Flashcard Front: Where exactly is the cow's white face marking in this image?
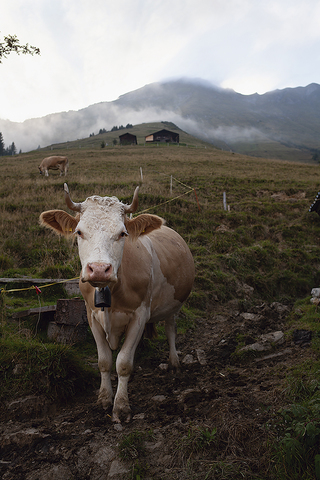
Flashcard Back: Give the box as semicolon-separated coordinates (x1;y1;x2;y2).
76;196;128;286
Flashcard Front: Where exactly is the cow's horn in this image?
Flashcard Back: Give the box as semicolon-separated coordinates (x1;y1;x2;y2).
124;186;139;214
64;183;82;212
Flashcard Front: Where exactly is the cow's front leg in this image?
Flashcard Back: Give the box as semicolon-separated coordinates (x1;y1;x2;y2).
112;314;147;423
90;312;113;410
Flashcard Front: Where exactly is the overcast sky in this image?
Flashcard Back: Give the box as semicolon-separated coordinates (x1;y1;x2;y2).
1;0;320;123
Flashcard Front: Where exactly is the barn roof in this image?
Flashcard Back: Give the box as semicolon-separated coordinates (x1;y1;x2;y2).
149;129;177;136
119;132;137;139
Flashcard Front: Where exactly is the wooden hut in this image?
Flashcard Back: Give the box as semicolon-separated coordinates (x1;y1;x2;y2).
145;129;179;143
119;132;137;145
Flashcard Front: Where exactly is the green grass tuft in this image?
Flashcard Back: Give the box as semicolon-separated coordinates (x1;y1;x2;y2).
0;325;98;403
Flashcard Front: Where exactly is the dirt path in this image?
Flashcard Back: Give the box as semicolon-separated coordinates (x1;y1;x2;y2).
0;301;312;479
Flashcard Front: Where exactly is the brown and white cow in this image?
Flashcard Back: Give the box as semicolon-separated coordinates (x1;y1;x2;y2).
40;184;195;423
38;156;69;176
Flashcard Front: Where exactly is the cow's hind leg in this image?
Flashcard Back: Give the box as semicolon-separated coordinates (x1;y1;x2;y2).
90;313;113;410
165;314;179;368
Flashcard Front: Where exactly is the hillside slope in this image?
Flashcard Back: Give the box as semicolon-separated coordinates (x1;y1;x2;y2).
1;79;320;161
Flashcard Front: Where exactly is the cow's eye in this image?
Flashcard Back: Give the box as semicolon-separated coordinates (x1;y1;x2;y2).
119;231;128;239
76;230;82;237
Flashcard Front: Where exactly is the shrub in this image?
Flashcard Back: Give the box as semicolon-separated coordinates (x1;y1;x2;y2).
0;327;98;402
274;401;320;479
39;264;75;279
118;429;153;460
0;254;14;270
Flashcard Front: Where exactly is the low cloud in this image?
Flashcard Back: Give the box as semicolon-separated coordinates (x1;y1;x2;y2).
0;102;267;153
198;125;267;143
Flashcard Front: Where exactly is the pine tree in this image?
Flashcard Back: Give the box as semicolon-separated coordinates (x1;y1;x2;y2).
9;142;17;155
0;132;4;156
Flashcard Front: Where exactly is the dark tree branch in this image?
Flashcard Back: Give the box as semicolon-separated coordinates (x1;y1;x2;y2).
0;34;40;63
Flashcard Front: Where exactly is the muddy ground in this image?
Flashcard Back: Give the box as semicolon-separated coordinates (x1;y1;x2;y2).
0;300;313;480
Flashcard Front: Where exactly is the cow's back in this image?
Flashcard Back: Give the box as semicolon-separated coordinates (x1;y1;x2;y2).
147;225;194;301
41;156;67;167
121;225;194;321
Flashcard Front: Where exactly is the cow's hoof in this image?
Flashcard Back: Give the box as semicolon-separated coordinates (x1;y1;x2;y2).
111;412;121;424
169;362;180;373
112;406;131;424
97;395;113;410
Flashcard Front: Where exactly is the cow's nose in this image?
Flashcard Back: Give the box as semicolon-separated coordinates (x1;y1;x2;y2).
86;263;113;282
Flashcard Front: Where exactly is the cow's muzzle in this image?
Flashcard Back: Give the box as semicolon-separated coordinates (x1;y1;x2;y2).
83;262;114;286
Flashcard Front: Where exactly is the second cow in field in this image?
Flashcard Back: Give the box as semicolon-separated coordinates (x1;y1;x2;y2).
40;184;195;423
38;156;69;176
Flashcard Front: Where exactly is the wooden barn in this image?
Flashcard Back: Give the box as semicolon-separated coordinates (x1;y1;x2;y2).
119;132;137;145
145;129;179;143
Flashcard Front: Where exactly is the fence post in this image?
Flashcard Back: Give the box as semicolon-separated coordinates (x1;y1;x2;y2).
140;167;143;181
223;192;227;211
170;175;173;195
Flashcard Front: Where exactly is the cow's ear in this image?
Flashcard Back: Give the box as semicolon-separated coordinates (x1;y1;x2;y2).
125;214;164;239
40;210;79;236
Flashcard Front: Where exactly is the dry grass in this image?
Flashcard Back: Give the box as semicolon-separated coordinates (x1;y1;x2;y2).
8;145;320;201
1;143;320;302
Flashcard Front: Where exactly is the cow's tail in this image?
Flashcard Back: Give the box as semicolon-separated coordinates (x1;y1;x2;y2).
144;322;158;339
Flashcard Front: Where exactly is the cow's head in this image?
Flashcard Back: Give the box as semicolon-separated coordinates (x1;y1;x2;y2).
40;184;163;288
38;166;43;174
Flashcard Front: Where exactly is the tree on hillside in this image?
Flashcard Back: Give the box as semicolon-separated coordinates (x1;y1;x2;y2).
7;142;17;155
0;33;40;63
0;135;18;156
0;132;4;156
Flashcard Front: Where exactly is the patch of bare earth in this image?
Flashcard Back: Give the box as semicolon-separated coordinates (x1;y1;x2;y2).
0;301;314;479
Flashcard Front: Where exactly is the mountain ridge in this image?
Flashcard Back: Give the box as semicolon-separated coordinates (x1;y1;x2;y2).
1;78;320;161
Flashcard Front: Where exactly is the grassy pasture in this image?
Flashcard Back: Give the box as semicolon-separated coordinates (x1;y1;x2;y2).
230;138;314;163
1;143;320;307
2;142;320;478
